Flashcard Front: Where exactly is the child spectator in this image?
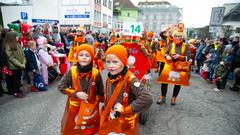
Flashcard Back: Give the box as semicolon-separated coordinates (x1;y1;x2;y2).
213;62;232;92
25;41;40;92
48;44;66;74
37;36;53;86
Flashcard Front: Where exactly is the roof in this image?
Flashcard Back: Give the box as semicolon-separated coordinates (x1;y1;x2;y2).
114;0;137;9
223;3;240;22
138;1;171;6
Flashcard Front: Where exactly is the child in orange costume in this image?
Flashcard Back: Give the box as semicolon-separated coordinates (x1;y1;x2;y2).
58;44;104;135
93;42;104;71
157;30;190;105
68;26;87;64
99;45;153;135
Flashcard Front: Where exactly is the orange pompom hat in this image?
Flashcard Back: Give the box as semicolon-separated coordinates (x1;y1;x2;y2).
76;44;94;60
94;42;100;48
147;31;154;38
105;45;128;66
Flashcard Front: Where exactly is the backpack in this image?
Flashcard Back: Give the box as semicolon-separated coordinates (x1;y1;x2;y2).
34;73;48;91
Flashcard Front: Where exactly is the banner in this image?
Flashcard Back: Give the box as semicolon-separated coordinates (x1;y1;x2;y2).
122;43;151;80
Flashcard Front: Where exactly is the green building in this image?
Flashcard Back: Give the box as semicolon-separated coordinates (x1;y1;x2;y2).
113;0;138;31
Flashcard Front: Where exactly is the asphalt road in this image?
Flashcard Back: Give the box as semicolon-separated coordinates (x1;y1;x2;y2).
0;71;240;135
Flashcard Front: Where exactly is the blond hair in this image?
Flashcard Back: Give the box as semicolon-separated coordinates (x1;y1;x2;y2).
28;40;36;48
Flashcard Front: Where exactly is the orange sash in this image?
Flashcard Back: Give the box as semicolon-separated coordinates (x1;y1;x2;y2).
99;72;140;135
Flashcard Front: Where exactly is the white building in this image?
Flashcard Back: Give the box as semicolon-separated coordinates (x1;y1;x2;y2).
138;1;182;34
222;3;240;35
0;0;113;33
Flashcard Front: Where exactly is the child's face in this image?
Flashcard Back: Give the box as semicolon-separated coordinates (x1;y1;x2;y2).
105;54;124;75
30;45;36;50
78;50;92;66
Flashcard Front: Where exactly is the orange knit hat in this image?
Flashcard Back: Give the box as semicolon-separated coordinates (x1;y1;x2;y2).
105;45;128;66
94;42;100;48
147;31;154;38
76;44;94;60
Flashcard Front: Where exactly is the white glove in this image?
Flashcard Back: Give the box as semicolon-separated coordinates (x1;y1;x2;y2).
109;103;124;120
99;102;104;114
189;59;193;63
76;91;88;101
114;103;123;113
166;55;172;61
173;54;180;60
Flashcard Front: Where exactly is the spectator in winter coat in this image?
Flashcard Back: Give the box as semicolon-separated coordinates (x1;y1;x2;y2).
216;38;227;63
85;30;95;46
37;36;53;85
25;41;40;92
230;36;240;92
213;62;232;91
0;26;8;96
5;31;26;98
195;40;206;73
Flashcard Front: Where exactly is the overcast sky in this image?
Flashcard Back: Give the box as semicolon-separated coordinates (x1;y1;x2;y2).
130;0;239;28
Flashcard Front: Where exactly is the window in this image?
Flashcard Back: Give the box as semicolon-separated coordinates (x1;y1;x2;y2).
103;0;107;7
236;27;240;33
103;14;107;27
108;16;112;24
127;12;130;17
95;0;101;5
152;23;157;30
145;15;149;20
153;14;157;19
94;10;101;22
108;0;112;9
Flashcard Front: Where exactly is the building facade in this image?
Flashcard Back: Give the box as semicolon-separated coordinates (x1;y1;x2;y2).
113;0;138;32
222;3;240;36
1;0;113;33
138;1;182;34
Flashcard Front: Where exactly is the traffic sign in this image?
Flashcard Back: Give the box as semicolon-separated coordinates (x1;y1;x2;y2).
20;12;28;20
123;22;143;37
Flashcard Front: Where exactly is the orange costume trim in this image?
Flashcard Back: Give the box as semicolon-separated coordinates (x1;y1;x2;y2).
109;37;117;47
93;42;104;71
68;36;86;64
99;71;140;135
149;39;158;69
157;43;190;86
61;66;100;135
156;35;173;63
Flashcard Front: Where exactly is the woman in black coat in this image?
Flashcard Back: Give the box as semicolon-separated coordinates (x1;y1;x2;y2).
0;27;8;96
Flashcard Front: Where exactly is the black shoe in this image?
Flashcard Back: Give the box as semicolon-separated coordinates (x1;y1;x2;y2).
230;86;239;92
13;92;26;98
7;92;14;95
156;96;166;105
0;93;3;97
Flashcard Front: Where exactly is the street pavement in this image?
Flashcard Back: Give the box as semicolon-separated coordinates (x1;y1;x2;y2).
0;71;240;135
